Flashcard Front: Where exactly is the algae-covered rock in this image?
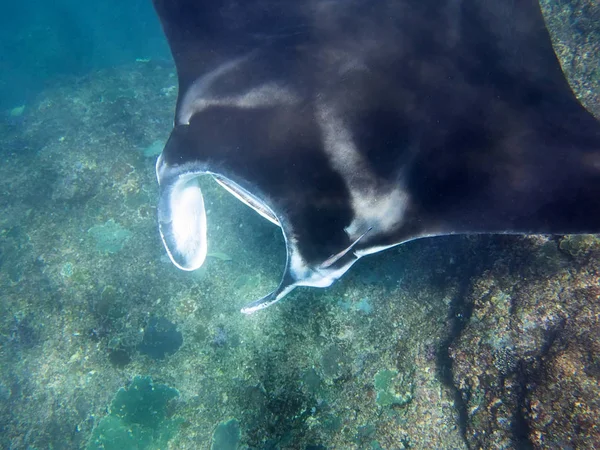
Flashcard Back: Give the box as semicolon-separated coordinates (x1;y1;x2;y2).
559;234;600;258
52;167;98;202
321;344;351;379
86;376;182;450
539;0;600;118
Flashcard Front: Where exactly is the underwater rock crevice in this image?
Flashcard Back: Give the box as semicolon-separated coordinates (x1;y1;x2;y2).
511;360;534;450
435;273;477;448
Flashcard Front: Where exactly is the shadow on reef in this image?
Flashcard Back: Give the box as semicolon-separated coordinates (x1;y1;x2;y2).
449;234;600;448
435;252;478;445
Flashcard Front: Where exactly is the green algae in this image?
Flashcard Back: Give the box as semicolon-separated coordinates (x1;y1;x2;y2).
9;105;25;117
232;274;255;290
211;418;241;450
374;369;413;408
86;376;182;450
88;219;132;254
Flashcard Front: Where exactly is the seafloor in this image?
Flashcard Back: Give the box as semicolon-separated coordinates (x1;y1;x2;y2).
0;2;599;449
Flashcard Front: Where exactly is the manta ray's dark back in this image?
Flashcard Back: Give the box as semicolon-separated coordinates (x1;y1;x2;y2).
151;0;600;312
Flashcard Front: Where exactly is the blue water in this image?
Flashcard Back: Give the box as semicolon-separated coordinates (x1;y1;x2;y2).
0;0;169;110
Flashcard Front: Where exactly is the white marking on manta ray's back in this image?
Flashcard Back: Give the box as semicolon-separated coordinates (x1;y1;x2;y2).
178;55;299;125
355;231;450;258
178;55;248;125
288;237;312;283
316;102;409;241
288;236;357;288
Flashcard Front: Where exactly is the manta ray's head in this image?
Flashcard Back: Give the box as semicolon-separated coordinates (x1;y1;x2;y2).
153;47;416;313
155;96;375;313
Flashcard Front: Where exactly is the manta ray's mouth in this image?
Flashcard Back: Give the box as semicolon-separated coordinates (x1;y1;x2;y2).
158;169;281;274
158;168;373;314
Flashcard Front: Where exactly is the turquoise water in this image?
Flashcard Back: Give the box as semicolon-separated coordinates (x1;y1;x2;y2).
0;0;168;111
0;1;599;449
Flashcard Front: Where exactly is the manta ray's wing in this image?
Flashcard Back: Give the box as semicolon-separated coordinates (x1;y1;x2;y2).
152;0;600;313
397;2;600;240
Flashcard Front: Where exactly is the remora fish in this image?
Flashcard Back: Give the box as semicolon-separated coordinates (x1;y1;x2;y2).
151;0;600;313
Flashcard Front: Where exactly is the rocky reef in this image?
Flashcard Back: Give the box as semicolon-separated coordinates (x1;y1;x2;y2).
450;236;600;448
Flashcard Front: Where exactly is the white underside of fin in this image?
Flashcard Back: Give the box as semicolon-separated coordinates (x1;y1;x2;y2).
159;174;208;271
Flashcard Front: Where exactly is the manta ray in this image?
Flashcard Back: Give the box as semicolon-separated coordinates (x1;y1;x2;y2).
151;0;600;313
